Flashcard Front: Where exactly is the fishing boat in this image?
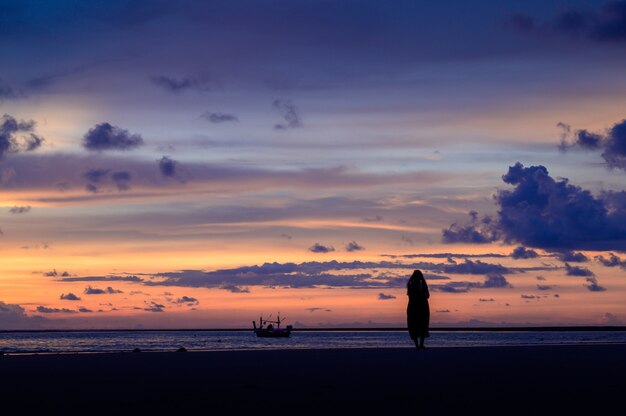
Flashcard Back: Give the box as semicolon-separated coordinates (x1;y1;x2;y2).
253;313;293;338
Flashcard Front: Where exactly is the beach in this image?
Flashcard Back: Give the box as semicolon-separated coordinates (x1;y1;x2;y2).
1;344;624;414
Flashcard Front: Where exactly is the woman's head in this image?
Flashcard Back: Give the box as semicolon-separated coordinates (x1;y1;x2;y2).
410;269;424;281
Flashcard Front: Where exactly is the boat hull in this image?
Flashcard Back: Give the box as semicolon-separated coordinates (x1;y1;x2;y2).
255;330;291;338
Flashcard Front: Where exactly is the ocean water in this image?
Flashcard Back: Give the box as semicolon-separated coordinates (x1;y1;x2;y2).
1;330;625;354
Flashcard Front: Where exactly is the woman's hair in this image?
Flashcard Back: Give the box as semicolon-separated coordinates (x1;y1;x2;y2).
411;270;424;280
407;269;424;288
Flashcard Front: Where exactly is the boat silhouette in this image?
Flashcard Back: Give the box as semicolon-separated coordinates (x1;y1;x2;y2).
253;313;292;338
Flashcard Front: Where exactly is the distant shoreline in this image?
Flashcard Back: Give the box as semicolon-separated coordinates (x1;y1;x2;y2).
2;325;626;333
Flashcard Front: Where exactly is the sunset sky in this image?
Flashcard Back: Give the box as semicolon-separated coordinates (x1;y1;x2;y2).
1;0;626;329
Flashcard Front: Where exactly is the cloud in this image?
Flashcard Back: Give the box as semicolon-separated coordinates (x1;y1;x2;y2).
559;129;603;151
142;301;165;312
514;2;626;43
60;275;143;282
174;296;199;305
0;300;47;329
345;241;365;252
220;284;250;293
201;112;239;123
560;118;626;171
305;307;332;313
595;253;626;268
112;171;131;191
0;152;457;199
601;312;622;325
80;260;535;292
8;205;31;214
362;215;384;222
445;163;626;251
585;277;607;292
383;253;508;259
60;293;81;301
309;243;335;253
83;168;109;183
497;163;626;250
83;122;144;151
83;168;110;193
158;156;177;177
441;259;511;275
151;75;214;93
430;282;473;293
0;80;22;100
442;211;498;244
0;114;44;159
536;284;553;291
431;274;512;293
521;294;540;300
377;293;396;300
552;250;589;263
146;261;394;289
273;99;302;130
84;286;124;295
36;306;76;314
479;298;495;302
510;246;539;260
481;274;512;288
565;263;594;277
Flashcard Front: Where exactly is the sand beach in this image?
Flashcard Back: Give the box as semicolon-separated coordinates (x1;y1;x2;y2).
1;344;624;414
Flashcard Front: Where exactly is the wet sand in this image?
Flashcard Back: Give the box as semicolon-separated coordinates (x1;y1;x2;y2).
1;344;624;414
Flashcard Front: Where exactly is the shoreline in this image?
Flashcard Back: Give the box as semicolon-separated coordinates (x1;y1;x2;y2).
3;340;626;356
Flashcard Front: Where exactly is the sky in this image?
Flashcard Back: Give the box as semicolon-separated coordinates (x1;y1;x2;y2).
1;0;626;329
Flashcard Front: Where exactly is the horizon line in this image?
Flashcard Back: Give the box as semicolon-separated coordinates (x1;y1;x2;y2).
2;325;626;333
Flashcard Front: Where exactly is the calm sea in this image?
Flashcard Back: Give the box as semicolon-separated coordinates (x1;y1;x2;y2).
1;330;625;354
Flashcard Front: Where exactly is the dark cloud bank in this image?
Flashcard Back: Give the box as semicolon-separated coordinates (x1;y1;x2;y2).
0;301;47;329
60;258;549;293
443;162;626;252
513;1;626;43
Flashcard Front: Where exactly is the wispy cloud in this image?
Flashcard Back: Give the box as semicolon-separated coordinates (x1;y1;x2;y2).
273;99;302;130
377;293;396;300
151;75;215;93
200;112;239;123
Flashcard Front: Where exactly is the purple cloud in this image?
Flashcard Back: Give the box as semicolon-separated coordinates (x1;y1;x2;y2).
83;122;144;151
377;293;396;300
345;241;365;252
0;114;44;159
309;243;335;253
60;293;81;301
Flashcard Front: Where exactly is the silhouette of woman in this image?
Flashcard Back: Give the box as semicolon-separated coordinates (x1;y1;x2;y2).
407;269;430;349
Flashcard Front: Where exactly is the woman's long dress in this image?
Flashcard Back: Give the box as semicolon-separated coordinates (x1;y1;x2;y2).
407;279;430;340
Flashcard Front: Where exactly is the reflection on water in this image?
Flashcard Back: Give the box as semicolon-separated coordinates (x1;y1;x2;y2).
0;330;625;354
